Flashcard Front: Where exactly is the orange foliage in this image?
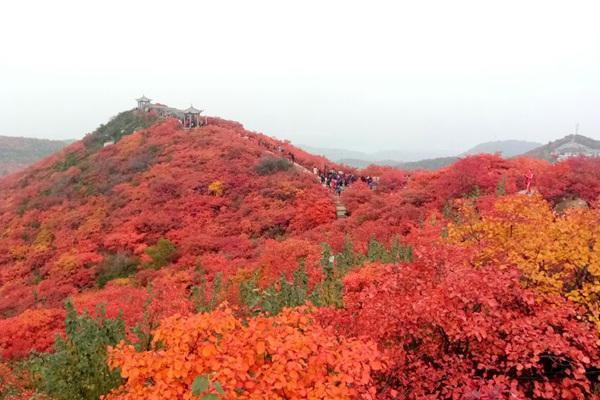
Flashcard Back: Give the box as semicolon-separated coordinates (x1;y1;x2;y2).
106;306;382;400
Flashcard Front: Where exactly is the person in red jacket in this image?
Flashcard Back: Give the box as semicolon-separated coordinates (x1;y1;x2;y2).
525;170;534;194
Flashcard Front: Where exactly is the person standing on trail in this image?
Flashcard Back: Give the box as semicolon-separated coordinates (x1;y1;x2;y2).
525;170;534;194
289;152;295;164
335;181;343;196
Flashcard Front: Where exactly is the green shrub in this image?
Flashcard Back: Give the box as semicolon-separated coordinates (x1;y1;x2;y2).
29;301;126;400
240;262;309;316
191;269;223;313
255;156;292;176
96;253;139;288
367;236;413;263
16;198;31;217
144;238;177;269
53;152;79;172
240;239;412;315
496;176;507;196
335;236;366;274
310;245;343;308
83;110;159;151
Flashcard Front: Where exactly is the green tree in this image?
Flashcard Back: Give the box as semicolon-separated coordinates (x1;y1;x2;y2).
30;301;126;400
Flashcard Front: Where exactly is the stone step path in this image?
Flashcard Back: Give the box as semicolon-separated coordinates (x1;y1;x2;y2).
291;159;348;219
335;197;347;219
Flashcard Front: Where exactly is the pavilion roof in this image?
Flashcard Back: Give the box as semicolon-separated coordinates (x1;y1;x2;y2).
136;95;151;102
183;105;203;114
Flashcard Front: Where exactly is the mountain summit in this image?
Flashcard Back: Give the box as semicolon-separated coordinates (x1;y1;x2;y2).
0;112;335;318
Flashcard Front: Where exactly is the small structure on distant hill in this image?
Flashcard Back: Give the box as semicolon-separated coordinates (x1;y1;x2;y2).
135;96;205;128
551;135;600;161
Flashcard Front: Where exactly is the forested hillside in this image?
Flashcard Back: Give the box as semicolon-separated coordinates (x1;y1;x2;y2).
1;113;600;399
0;136;70;176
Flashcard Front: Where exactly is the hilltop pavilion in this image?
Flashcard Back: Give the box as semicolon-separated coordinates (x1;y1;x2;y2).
135;96;205;128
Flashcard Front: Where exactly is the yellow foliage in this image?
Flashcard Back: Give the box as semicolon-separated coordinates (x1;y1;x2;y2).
9;244;28;260
32;226;54;252
53;250;80;274
208;180;224;197
448;194;600;327
110;277;132;286
78;202;107;236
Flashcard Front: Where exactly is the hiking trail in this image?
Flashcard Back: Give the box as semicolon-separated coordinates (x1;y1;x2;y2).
291;161;348;219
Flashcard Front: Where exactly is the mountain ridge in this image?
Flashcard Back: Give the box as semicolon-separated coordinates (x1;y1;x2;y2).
0;135;71;176
302;139;543;169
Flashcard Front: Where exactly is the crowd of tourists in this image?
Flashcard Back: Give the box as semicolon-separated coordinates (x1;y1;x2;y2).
313;167;378;195
254;136;378;195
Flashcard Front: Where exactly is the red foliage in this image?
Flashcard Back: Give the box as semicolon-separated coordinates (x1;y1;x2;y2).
537;157;600;203
434;154;511;202
326;247;600;399
2;113;600;400
73;285;149;328
247;238;323;288
0;308;65;359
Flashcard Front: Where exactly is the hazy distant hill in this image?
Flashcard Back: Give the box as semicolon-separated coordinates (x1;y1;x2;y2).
337;158;399;168
394;156;459;171
302;140;543;169
308;140;542;170
462;140;542;157
299;145;450;166
0;135;70;176
524;134;600;162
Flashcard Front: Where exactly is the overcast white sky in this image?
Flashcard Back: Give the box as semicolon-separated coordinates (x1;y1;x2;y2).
1;0;599;154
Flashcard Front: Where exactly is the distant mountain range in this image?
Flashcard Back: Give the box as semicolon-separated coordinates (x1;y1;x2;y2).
2;131;598;177
303;140;543;170
0;135;71;176
304;136;600;171
298;145;451;166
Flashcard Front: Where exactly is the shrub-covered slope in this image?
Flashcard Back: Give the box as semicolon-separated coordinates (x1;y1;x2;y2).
0;115;338;320
1;113;600;400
